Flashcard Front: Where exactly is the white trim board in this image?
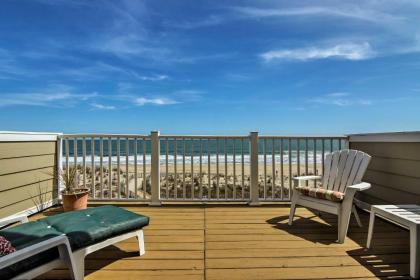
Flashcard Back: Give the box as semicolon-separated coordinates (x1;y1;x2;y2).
348;131;420;143
0;131;62;142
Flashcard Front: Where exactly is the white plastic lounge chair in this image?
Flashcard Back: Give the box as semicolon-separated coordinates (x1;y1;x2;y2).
0;206;149;279
288;149;371;243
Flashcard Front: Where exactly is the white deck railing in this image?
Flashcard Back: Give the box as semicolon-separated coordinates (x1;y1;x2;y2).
60;132;347;204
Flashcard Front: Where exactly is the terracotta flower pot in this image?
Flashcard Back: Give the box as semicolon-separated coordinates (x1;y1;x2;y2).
61;188;89;211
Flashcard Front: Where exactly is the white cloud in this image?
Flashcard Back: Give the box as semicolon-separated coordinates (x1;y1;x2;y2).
59;62;168;82
232;5;402;23
168;3;403;30
166;15;225;29
0;85;97;107
115;87;202;106
88;3;231;64
134;97;179;106
327;92;350;98
173;90;203;102
0;48;31;79
310;92;372;107
138;74;169;81
84;1;174;62
261;43;374;62
98;34;170;59
59;62;124;80
91;103;116;110
34;0;90;6
225;73;252;82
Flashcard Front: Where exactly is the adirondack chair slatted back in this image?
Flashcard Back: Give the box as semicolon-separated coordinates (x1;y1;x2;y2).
322;149;371;193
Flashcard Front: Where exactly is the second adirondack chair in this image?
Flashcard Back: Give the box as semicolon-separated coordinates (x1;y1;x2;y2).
288;149;371;243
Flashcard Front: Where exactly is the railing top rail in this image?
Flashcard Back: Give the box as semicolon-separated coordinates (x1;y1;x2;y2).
61;133;348;140
160;135;249;139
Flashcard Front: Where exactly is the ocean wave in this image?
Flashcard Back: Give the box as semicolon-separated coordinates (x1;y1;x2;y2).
64;151;323;166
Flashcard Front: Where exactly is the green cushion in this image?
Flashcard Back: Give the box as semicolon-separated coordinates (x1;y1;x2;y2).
0;205;149;278
42;205;149;250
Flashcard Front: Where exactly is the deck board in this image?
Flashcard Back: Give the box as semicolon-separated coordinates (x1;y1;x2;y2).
34;205;410;279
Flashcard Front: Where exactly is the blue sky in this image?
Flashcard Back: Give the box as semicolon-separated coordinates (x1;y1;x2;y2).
1;0;420;135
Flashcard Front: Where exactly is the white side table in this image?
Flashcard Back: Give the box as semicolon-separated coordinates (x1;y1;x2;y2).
367;204;420;279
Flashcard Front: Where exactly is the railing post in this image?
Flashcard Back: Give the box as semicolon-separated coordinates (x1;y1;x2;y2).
150;131;162;206
249;131;260;206
56;135;63;203
344;136;350;149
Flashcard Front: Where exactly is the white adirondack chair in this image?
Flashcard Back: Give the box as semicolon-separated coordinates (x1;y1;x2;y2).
288;149;372;243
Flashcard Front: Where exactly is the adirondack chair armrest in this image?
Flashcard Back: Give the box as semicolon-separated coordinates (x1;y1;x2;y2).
293;176;322;188
347;182;371;192
344;182;371;201
293;175;322;181
0;214;29;228
0;235;72;270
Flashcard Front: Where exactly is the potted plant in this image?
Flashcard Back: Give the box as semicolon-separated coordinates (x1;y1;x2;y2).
58;167;89;211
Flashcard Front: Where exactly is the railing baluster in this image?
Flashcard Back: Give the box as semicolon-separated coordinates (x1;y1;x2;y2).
233;138;236;200
216;138;220;200
224;137;228;199
272;138;275;200
241;138;244;199
330;138;333;153
165;138;169;199
280;138;284;200
207;138;211;199
134;138;138;199
73;137;77;177
82;137;86;189
297;138;300;176
142;138;146;199
91;137;95;198
182;138;186;199
321;139;325;175
304;138;308;186
125;137;129;198
108;137;112;199
174;138;177;199
263;138;267;199
288;138;292;198
116;137;120;198
191;139;194;199
199;139;203;199
73;137;80;187
313;138;317;188
65;138;69;178
99;137;103;199
305;138;308;177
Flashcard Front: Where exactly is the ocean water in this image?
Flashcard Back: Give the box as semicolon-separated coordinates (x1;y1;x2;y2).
63;138;344;165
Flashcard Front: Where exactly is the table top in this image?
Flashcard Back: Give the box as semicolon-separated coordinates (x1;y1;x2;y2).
372;204;420;226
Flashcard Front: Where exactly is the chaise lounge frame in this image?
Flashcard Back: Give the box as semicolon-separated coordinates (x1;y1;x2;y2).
0;213;145;280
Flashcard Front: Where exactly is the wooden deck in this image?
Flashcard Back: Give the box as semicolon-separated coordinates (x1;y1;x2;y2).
35;205;411;280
